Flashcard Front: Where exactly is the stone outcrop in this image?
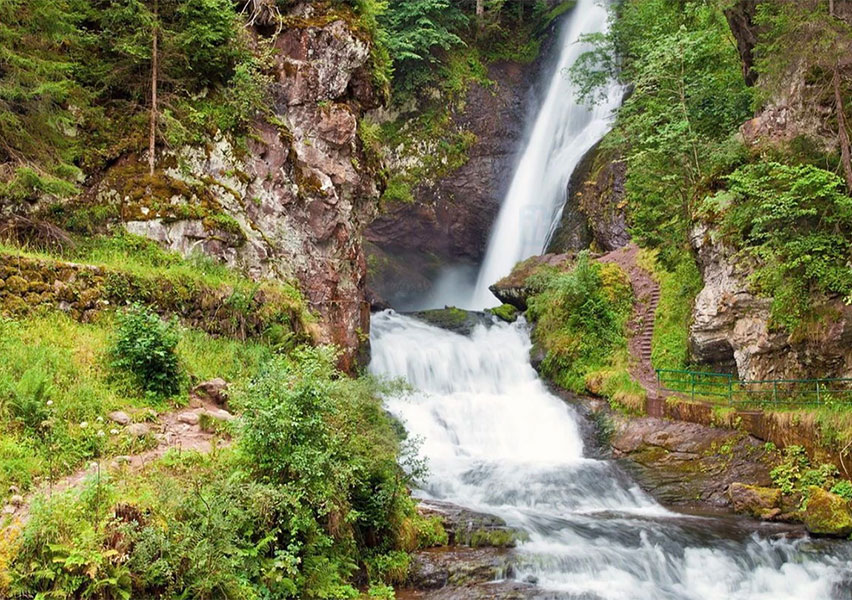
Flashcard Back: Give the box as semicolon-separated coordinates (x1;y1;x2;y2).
610;417;774;509
89;3;382;370
547;140;630;254
801;486;852;537
688;222;852;380
489;253;573;310
728;483;782;519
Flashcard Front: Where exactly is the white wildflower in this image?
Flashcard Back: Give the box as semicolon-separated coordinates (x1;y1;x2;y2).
80;421;88;428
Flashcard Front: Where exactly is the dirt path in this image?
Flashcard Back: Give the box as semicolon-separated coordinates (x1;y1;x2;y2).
597;243;661;396
1;399;233;528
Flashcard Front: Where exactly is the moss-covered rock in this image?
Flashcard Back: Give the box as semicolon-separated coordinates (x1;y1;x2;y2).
728;483;782;519
409;307;490;335
802;486;852;536
488;303;518;323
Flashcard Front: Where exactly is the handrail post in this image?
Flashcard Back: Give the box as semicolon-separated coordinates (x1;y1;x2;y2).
691;372;695;401
773;380;777;404
728;375;732;404
816;380;821;404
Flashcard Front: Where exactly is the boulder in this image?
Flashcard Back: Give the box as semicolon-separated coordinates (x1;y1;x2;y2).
177;412;200;426
125;423;150;438
801;486;852;537
728;483;782;519
108;411;131;426
191;378;229;406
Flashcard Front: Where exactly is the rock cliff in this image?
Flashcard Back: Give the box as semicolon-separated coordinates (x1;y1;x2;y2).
90;3;382;370
689;222;852;380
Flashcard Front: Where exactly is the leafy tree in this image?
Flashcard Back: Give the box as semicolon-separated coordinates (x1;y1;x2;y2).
572;0;753;266
753;0;852;192
715;161;852;329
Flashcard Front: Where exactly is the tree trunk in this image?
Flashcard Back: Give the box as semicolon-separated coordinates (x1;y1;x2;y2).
833;67;852;192
830;0;835;17
148;6;158;176
476;0;484;33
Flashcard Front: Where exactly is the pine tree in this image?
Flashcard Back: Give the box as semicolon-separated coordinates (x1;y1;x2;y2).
0;0;84;202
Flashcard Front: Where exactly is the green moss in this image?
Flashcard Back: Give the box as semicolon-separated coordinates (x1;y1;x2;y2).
489;303;518;323
802;486;852;536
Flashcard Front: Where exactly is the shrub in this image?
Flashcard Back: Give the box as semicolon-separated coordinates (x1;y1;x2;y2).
110;304;181;396
830;479;852;501
526;252;633;392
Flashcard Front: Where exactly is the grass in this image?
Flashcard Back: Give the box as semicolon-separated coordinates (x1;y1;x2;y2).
0;232;298;298
0;311;273;501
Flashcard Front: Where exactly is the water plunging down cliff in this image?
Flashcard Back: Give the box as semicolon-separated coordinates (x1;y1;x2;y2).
368;1;852;597
470;0;622;308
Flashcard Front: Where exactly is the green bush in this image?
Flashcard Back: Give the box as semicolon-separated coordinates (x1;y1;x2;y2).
526;252;633;392
830;479;852;501
715;162;852;331
111;304;181;396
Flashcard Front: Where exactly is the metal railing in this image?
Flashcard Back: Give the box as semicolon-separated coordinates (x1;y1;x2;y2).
655;368;852;406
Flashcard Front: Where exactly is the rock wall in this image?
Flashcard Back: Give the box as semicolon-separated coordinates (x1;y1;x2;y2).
89;3;381;370
365;54;554;305
547;139;629;254
688;222;852;381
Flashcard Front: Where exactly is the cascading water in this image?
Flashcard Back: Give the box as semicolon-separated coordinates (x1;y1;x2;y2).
369;2;852;598
370;312;852;598
470;0;622;308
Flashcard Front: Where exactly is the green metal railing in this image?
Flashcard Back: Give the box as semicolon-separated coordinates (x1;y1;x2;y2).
655;368;852;406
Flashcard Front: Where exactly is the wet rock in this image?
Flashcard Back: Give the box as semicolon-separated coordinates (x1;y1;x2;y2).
192;378;229;406
405;546;513;590
611;417;773;509
108;411;131;426
489;254;573;310
419;500;526;548
408;308;492;336
728;483;782;519
488;304;518;323
801;487;852;537
548;140;629;255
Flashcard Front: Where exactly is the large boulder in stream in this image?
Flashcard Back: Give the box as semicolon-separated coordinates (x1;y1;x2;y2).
408;308;492;336
801;487;852;537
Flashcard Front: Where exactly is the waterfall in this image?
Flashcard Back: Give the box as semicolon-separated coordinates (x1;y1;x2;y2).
370;312;852;598
368;2;852;597
471;0;621;308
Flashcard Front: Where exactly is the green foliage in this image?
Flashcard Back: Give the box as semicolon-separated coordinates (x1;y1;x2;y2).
713;162;852;330
769;444;846;501
526;252;633;392
571;0;753;266
637;250;703;370
6;343;422;599
111;304;181;396
830;479;852;501
0;0;84;201
379;0;469;94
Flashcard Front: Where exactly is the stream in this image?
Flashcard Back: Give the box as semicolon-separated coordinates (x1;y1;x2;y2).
368;1;852;598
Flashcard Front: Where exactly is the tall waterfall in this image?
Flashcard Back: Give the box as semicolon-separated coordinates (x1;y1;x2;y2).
471;0;621;308
369;2;852;598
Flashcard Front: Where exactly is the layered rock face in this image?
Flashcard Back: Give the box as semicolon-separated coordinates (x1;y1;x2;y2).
547;140;629;254
365;59;547;304
688;222;852;380
97;4;381;370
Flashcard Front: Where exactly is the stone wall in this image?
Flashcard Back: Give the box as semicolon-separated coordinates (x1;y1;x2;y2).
0;252;313;343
